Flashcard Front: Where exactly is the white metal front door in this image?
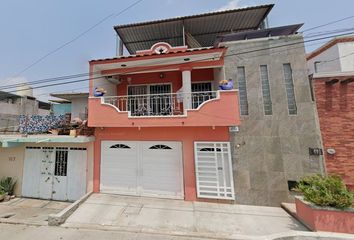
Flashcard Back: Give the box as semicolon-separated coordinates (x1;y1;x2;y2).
39;147;55;199
52;147;68;201
194;142;235;200
23;146;87;201
100;141;183;199
67;148;87;201
22;147;42;198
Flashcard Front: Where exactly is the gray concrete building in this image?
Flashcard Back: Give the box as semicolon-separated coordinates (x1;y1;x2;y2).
220;31;324;206
0;90;51;133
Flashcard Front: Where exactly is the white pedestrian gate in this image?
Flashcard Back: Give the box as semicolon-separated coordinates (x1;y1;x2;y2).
194;142;235;200
22;146;87;201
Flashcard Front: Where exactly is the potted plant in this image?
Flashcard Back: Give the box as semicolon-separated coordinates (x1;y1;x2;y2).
0;189;6;202
0;177;17;201
295;174;354;234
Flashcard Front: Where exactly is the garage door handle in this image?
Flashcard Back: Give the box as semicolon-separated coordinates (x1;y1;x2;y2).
218;167;223;170
55;177;60;183
45;177;50;182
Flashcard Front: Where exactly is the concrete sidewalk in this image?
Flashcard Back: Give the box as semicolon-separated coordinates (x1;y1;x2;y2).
63;193;308;239
0;198;70;225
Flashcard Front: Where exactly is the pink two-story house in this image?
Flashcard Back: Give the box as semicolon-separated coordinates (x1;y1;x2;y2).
88;42;240;201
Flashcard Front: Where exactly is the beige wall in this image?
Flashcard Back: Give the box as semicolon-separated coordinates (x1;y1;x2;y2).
0;146;25;196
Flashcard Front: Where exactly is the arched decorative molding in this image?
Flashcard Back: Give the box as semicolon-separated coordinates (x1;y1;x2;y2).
110;144;131;149
199;147;221;152
136;42;188;56
149;144;172;150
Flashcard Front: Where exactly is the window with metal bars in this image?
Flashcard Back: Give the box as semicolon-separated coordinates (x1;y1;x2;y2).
127;84;172;116
237;67;249;115
55;149;68;176
282;63;297;115
260;65;273;115
191;82;212;92
191;82;213;108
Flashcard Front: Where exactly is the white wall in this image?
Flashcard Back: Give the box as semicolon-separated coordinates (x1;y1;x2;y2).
71;97;88;119
339;42;354;72
307;44;341;75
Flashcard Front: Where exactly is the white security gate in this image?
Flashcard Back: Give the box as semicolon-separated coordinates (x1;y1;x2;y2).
22;146;87;201
100;141;183;199
194;142;235;200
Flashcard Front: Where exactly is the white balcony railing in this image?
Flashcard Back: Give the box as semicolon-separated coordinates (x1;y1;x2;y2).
103;91;217;116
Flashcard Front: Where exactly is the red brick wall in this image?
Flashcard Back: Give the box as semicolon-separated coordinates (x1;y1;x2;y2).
313;76;354;189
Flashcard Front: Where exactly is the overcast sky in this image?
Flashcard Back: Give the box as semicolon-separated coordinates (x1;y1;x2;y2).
0;0;353;100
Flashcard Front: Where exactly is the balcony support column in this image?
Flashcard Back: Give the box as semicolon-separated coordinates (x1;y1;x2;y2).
182;69;192;112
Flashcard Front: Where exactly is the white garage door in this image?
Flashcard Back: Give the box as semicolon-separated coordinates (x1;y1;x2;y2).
100;141;183;199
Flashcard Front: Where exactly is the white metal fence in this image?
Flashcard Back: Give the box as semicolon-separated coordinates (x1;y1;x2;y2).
103;91;217;116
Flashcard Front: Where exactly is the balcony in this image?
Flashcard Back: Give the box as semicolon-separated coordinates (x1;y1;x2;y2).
103;91;218;116
88;90;240;128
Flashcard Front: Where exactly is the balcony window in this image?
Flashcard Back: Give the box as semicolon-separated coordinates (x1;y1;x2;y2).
191;82;212;108
127;84;172;116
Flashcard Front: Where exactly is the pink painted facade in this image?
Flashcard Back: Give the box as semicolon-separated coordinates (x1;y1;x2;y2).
88;90;239;128
93;127;231;201
88;43;241;201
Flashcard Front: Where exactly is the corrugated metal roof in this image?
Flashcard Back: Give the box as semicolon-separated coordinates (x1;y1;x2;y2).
115;4;273;54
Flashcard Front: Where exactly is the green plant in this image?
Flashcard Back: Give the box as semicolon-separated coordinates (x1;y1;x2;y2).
0;189;5;195
295;174;354;209
0;177;16;196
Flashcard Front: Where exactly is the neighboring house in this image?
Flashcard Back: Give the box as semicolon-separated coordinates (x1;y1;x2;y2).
308;39;354;190
307;36;354;75
88;4;324;206
50;92;89;120
0;92;94;201
50;99;72;116
0;88;51;133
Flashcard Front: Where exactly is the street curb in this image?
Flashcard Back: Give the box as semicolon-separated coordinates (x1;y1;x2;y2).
61;223;354;240
48;191;92;226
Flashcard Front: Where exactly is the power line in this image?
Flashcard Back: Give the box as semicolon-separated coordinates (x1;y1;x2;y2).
2;27;354;91
4;0;144;81
3;31;354;97
304;27;354;38
302;14;354;33
318;51;354;64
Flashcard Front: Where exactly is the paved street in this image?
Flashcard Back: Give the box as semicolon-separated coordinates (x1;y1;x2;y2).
1;223;354;240
0;223;216;240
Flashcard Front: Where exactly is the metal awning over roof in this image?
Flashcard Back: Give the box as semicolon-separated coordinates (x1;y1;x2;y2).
0;135;95;148
215;24;303;44
114;4;274;54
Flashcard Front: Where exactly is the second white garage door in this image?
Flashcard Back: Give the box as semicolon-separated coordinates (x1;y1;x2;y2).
100;141;184;199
